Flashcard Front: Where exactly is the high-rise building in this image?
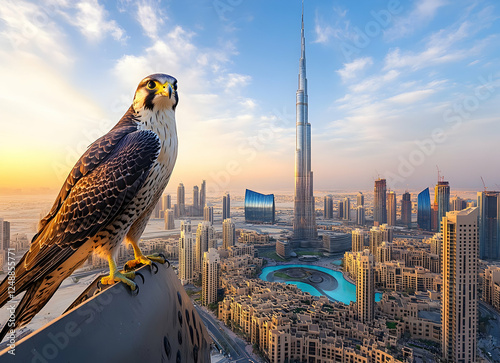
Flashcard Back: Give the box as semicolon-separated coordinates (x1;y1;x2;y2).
450;196;465;211
200;180;206;210
323;196;333;219
435;180;450;232
193;185;199;215
430;233;442;274
369;226;382;257
356;206;365;226
387;191;396;226
356;250;374;323
164;209;175;230
293;7;317;242
179;220;195;285
244;189;275;224
203;206;214;225
195;221;215;276
441;208;478;363
343;197;350;221
177;183;185;217
401;191;412;228
153;199;161;218
337;201;343;220
163;194;171;211
417;188;431;231
357;192;364;207
373;178;387;226
380;224;394;243
222;193;231;221
352;229;365;252
202;248;220;306
0;219;10;260
431;201;439;231
478;191;500;260
222;218;235;250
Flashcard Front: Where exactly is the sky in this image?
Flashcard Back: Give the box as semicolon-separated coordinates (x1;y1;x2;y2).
0;0;499;197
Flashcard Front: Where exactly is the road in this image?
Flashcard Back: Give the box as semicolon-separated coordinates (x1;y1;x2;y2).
194;303;260;363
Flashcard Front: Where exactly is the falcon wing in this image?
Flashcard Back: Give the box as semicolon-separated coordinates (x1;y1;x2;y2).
13;130;160;292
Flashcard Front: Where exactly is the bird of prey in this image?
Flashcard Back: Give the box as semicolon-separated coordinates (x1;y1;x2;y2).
0;73;179;341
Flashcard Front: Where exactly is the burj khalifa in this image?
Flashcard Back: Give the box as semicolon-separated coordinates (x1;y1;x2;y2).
293;3;317;242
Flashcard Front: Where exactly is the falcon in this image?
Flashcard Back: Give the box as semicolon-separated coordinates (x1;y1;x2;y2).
0;73;179;341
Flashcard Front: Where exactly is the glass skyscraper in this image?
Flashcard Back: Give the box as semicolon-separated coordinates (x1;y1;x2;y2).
418;188;431;231
435;181;450;232
478;191;500;260
244;189;275;224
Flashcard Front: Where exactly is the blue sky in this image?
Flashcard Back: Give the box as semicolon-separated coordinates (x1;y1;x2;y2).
0;0;499;196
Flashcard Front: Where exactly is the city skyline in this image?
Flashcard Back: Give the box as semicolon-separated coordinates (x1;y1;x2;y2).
0;1;499;195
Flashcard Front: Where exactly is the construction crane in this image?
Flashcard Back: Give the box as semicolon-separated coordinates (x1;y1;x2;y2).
480;176;488;192
436;165;444;183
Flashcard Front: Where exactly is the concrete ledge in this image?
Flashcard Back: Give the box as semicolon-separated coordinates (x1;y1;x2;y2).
0;263;211;362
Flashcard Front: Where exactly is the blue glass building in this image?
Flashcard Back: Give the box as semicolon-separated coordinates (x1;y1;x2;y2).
478;191;500;260
418;188;431;231
244;189;275;224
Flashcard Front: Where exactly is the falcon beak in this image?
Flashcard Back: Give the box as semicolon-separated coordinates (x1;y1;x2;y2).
157;82;173;99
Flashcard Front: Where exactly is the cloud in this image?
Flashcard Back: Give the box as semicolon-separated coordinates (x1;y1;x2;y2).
0;0;72;65
63;0;126;42
336;57;373;82
386;89;435;104
349;69;399;94
384;0;448;40
136;1;165;39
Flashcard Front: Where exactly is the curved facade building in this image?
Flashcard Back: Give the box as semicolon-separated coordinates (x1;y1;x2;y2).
245;189;275;224
418;188;431;231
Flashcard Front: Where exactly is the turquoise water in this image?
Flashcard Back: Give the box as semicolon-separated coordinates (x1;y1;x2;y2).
259;263;382;305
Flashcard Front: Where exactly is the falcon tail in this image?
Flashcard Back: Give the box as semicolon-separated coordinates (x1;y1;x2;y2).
0;276;64;342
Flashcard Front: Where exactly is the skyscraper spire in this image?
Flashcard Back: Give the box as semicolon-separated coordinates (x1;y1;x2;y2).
293;0;317;243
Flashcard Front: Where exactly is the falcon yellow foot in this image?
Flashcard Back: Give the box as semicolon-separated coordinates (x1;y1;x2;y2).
100;255;144;294
123;253;169;273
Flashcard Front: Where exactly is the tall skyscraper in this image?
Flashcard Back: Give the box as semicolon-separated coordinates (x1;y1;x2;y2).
179;220;195;285
431;201;439;231
323;196;333;219
356;250;374;323
401;191;412;227
195;221;215;276
441;208;478;363
163;194;171;211
451;195;464;211
203;206;214;225
164;209;175;230
356;206;365;226
0;219;10;260
153;199;161;218
177;183;185;217
435;180;450;232
417;187;431;231
337;201;343;220
193;185;199;215
369;226;382;257
352;229;365;252
222;218;235;250
293;5;317;242
222;193;231;221
478;191;500;260
387;191;396;226
343;197;350;221
200;180;206;210
202;248;220;306
357;192;364;207
373;178;387;226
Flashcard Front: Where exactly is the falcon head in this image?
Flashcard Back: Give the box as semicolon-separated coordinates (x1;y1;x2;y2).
133;73;178;112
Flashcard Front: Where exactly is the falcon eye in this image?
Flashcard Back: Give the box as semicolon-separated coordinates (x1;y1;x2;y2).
173;81;177;91
146;80;156;90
